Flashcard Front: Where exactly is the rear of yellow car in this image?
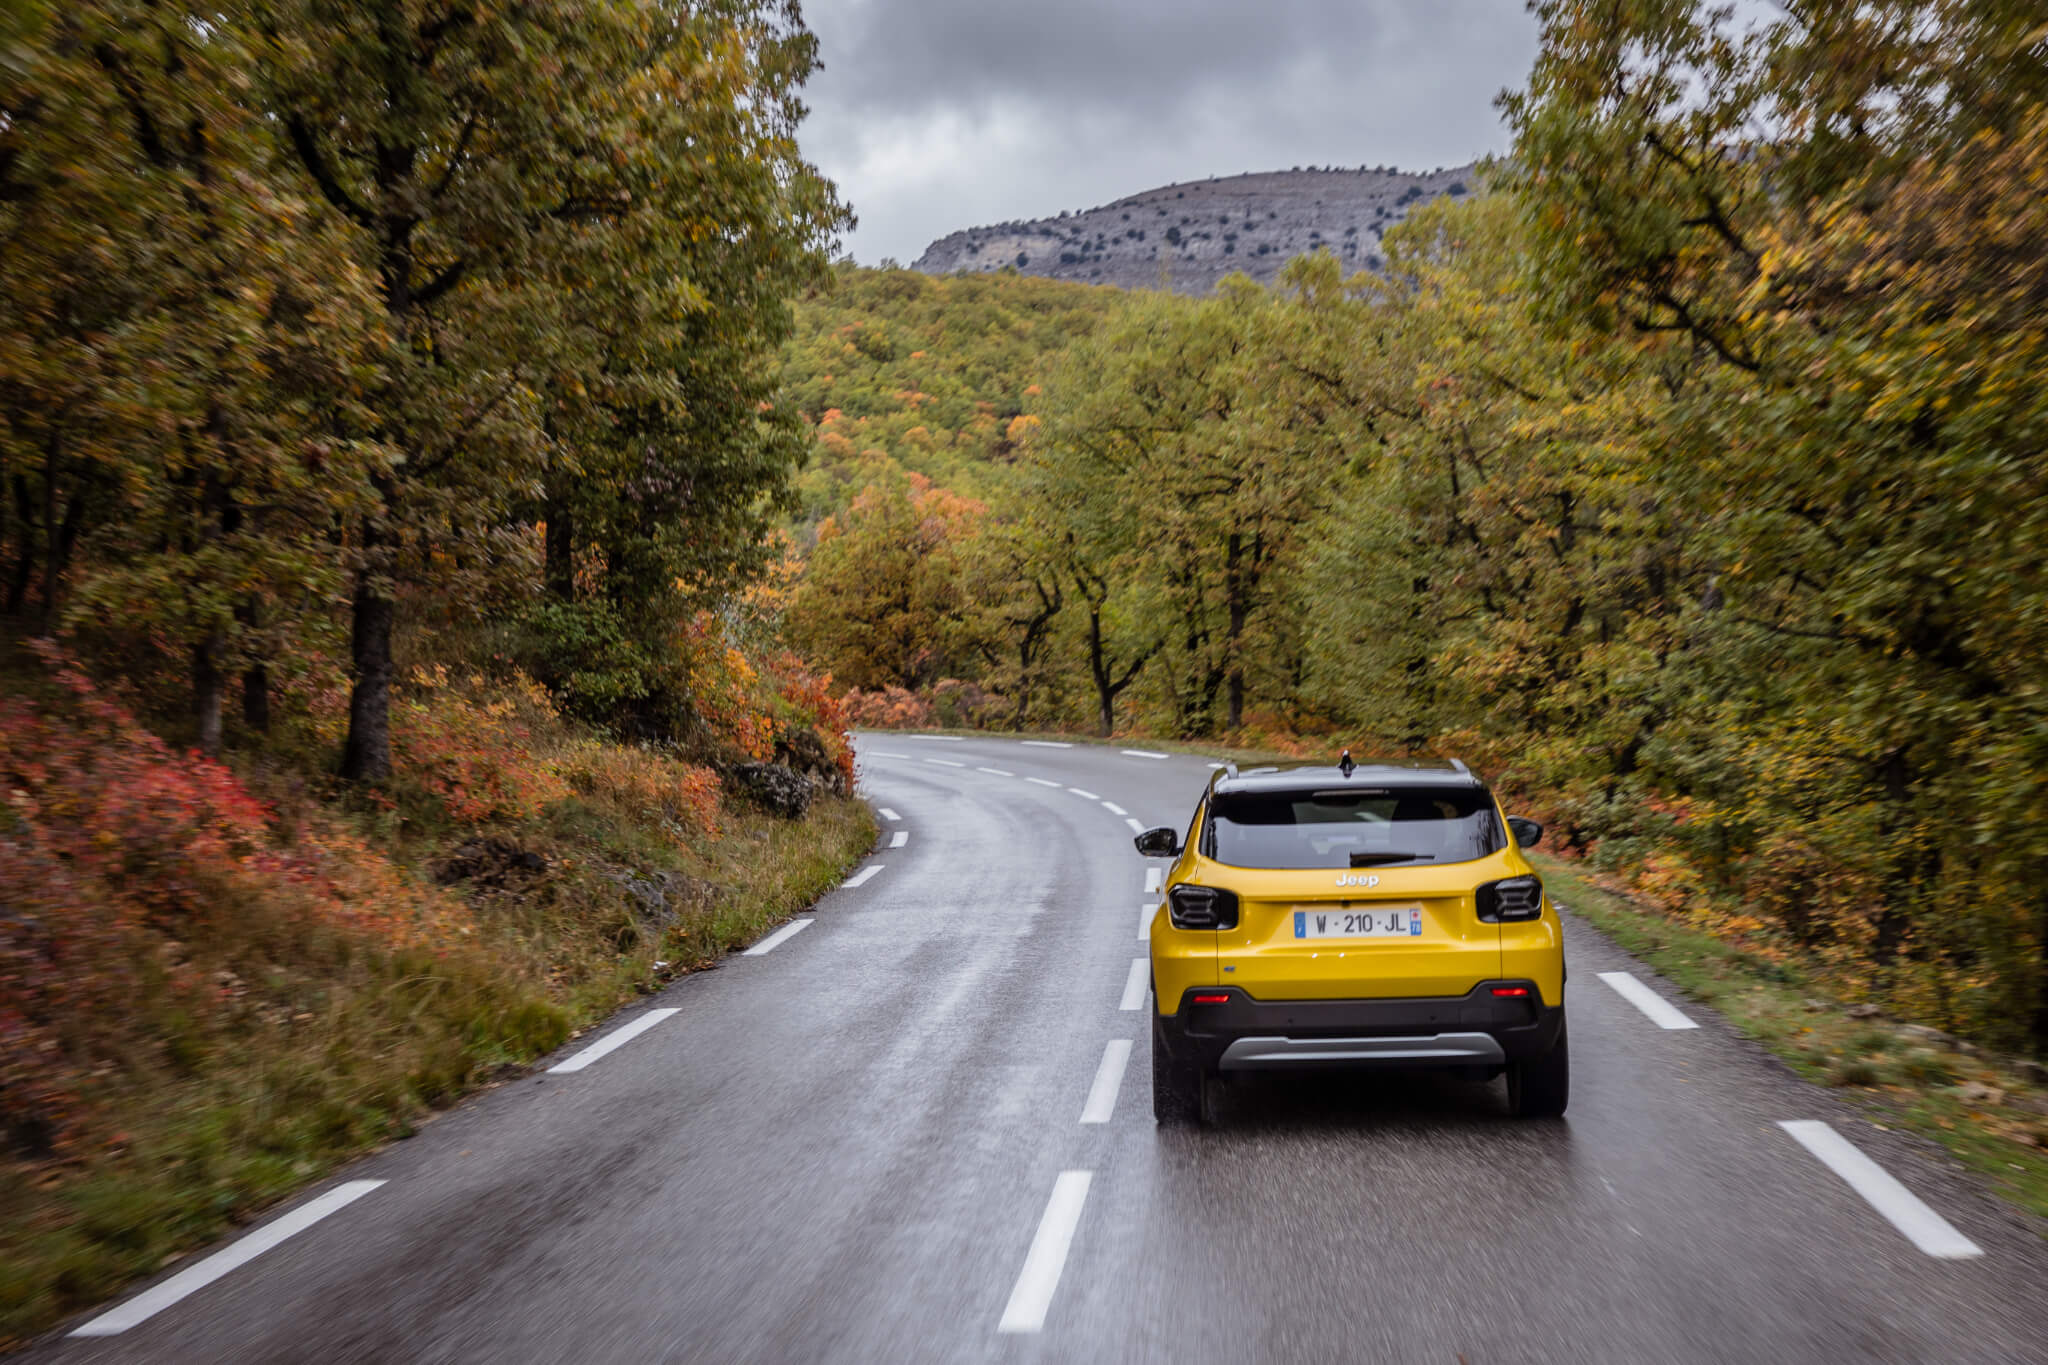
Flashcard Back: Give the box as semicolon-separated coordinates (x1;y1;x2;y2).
1138;761;1567;1124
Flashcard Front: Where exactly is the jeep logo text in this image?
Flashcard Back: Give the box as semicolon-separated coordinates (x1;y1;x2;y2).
1333;873;1380;888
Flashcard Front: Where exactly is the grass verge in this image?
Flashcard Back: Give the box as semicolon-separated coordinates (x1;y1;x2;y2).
0;785;875;1349
1535;852;2048;1225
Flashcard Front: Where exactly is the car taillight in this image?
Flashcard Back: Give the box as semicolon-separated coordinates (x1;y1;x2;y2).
1168;883;1240;931
1191;992;1232;1005
1476;875;1543;922
1491;985;1532;997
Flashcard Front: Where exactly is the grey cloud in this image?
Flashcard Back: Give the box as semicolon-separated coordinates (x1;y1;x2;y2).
797;0;1540;263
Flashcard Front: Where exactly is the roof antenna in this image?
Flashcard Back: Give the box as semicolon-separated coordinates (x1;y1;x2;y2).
1338;749;1355;778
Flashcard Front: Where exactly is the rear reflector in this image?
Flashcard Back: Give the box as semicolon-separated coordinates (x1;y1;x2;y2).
1491;986;1531;997
1192;993;1231;1004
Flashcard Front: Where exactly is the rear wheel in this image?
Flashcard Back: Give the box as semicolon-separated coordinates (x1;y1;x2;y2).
1151;1012;1203;1124
1506;1015;1570;1118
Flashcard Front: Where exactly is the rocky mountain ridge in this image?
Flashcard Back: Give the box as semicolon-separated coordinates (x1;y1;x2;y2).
911;163;1478;294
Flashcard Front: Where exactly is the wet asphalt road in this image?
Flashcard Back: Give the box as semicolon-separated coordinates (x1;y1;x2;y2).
28;734;2048;1363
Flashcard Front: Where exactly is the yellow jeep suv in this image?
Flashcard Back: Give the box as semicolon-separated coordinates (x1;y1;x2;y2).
1134;755;1567;1124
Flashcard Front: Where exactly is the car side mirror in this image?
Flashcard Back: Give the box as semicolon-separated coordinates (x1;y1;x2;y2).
1507;816;1543;849
1133;826;1181;858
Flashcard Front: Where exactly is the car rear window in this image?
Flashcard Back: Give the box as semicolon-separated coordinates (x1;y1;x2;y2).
1206;787;1502;869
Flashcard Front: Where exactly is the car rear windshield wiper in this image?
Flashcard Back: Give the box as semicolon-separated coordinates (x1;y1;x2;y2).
1349;851;1435;866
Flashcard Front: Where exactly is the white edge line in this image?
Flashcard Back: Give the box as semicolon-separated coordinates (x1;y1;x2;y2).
72;1181;389;1336
1079;1039;1134;1124
1118;957;1149;1011
888;830;909;848
1025;776;1063;788
1020;740;1073;748
1597;971;1700;1030
1102;801;1127;816
741;919;812;957
924;757;966;768
1777;1121;1983;1259
1121;749;1169;759
908;734;965;742
1067;787;1099;800
871;751;912;758
877;807;901;821
976;766;1015;776
548;1007;682;1073
1124;817;1146;834
843;864;884;889
997;1171;1093;1333
1145;868;1162;893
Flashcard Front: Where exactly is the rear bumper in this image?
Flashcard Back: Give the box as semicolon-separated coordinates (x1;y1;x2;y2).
1158;981;1563;1073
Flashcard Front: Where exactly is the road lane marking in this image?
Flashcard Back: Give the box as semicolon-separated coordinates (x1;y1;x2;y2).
924;757;965;768
1121;749;1169;759
1067;787;1100;800
743;920;813;957
1145;868;1162;893
1118;958;1148;1010
872;751;911;759
549;1008;682;1073
843;865;884;889
1025;777;1062;788
1206;762;1226;769
997;1171;1093;1334
1102;801;1128;816
976;766;1015;776
889;830;909;848
878;807;900;821
1598;971;1700;1030
1079;1040;1133;1124
1124;817;1146;834
1777;1121;1984;1259
909;734;964;742
1020;740;1072;748
71;1181;388;1336
1137;903;1154;940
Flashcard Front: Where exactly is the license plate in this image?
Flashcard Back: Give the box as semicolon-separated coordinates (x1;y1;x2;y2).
1293;906;1423;939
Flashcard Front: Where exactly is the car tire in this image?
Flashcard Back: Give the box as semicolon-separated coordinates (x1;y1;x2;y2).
1506;1015;1570;1118
1151;1013;1202;1124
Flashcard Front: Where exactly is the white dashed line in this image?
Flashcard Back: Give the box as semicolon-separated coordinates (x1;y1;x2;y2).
1121;749;1169;759
1118;958;1149;1011
1102;801;1127;816
1079;1040;1133;1124
1777;1121;1983;1259
878;807;901;822
1067;787;1099;800
742;919;812;957
872;751;912;759
1598;971;1700;1030
1025;777;1063;788
977;766;1015;776
889;830;908;848
1137;903;1154;941
71;1181;388;1336
1124;817;1146;834
1020;740;1073;749
1145;868;1162;893
909;734;965;742
998;1171;1093;1334
549;1008;681;1073
924;757;965;768
843;865;884;889
1206;762;1227;769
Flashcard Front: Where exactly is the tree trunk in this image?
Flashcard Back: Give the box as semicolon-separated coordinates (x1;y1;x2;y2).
339;575;395;780
193;629;224;758
1089;605;1114;736
545;495;575;601
6;474;35;616
237;599;270;732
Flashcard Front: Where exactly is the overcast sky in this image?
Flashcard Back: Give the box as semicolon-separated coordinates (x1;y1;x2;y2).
797;0;1544;265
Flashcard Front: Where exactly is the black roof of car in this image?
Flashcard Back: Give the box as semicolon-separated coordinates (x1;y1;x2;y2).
1210;758;1482;795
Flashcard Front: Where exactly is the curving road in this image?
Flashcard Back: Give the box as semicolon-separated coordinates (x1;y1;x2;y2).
28;735;2048;1363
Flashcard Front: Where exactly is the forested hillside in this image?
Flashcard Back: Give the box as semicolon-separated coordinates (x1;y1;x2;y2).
781;0;2048;1061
